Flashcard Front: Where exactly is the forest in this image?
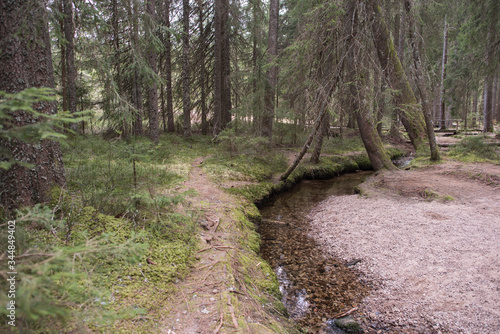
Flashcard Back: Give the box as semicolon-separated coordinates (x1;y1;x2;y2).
0;0;499;332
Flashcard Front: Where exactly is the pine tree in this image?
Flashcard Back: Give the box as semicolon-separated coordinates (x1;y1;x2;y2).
0;0;66;210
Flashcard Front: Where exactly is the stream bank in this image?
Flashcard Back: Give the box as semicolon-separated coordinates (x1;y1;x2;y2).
259;172;373;332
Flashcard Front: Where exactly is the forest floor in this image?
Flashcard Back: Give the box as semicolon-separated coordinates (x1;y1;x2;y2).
310;159;500;333
159;132;500;334
160;156;296;334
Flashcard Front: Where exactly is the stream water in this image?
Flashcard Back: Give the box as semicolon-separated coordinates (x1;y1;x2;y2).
259;172;372;331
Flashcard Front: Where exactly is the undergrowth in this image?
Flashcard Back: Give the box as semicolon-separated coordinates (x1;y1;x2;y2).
448;136;500;162
0;135;207;333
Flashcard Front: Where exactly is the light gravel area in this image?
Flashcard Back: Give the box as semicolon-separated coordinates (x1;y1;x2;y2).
309;162;500;333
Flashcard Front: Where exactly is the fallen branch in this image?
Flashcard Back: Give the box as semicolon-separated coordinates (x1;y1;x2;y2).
212;218;221;233
228;294;239;330
332;307;358;319
213;311;224;334
197;260;221;271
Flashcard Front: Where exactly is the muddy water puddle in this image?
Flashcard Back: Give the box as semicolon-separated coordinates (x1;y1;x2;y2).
259;172;372;331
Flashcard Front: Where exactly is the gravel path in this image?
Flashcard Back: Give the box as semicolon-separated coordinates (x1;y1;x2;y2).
309;162;500;333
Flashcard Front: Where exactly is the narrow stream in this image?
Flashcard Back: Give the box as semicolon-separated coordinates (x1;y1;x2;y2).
259;172;372;331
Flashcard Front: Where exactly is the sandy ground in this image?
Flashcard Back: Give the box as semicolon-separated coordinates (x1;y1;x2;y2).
309;161;500;333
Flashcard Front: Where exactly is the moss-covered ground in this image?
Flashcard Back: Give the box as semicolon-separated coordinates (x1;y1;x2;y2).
1;132;409;333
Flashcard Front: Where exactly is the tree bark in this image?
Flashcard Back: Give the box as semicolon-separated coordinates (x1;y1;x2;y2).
198;1;208;135
221;0;232;128
483;1;497;132
404;0;440;161
58;1;67;113
495;75;500;123
130;0;142;136
367;0;427;154
439;16;448;130
310;113;329;164
483;79;493;132
262;0;279;139
147;0;159;143
472;89;478;128
280;1;357;181
163;0;175;133
213;0;231;135
63;0;77;132
347;3;395;171
182;0;191;138
213;0;223;135
0;0;66;210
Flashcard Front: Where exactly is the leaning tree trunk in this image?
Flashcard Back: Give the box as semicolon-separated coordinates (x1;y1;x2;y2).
347;3;395;171
367;0;427;154
0;0;66;210
310;108;329;164
405;0;440;161
280;0;357;181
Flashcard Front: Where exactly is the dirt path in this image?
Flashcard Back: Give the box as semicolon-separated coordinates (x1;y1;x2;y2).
160;157;294;334
309;161;500;333
160;157;238;333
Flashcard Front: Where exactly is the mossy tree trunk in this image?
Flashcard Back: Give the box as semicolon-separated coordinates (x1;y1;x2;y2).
347;1;395;171
310;112;329;164
405;0;440;161
0;0;66;210
367;0;427;154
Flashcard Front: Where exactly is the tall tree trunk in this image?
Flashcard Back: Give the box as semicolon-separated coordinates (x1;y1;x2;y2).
367;0;427;154
147;0;159;143
63;0;78;132
198;1;208;135
483;2;497;132
375;68;384;137
483;80;493;132
221;0;232;128
112;0;127;137
472;89;478;128
182;0;191;138
0;0;66;210
213;0;223;135
464;90;469;130
163;0;175;133
58;1;68;113
262;0;279;139
130;0;142;135
495;75;500;122
213;0;231;135
439;16;448;130
405;0;440;161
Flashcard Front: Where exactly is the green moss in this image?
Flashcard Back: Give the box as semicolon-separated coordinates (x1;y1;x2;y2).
448;136;500;162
